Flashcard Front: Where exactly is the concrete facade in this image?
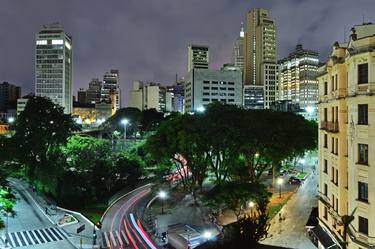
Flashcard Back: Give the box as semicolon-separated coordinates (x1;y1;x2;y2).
35;23;73;114
317;23;375;249
188;44;209;72
184;68;243;112
279;44;319;110
101;70;121;111
244;8;278;109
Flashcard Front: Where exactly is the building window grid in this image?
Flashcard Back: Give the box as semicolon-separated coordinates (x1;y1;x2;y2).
358;144;369;165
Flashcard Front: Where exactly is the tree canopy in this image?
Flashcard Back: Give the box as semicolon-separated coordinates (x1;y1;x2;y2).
12;96;77;181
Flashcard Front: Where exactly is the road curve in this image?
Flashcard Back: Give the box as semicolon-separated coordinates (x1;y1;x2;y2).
100;184;159;249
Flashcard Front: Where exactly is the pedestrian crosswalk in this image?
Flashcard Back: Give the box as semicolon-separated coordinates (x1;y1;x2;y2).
6;227;69;248
101;230;129;248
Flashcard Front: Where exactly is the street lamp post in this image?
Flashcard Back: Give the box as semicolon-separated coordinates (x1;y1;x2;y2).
121;119;129;148
158;191;167;214
248;201;255;217
277;178;283;198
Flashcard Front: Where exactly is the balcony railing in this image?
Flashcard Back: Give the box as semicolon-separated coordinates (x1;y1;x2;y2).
320;121;339;133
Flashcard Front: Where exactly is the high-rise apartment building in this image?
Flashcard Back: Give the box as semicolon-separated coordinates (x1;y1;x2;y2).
101;70;121;111
35;23;73;114
188;44;209;72
278;44;319;110
244;8;277;109
0;82;21;112
232;23;245;72
316;23;375;249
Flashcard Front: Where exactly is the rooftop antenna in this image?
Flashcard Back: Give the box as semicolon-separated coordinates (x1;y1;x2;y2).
362;14;365;24
344;27;346;43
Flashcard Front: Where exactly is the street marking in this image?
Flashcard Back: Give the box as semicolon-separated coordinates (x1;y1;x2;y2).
116;231;123;246
110;231;118;246
30;230;42;244
28;230;40;244
121;230;129;245
9;233;19;247
103;231;110;247
7;227;66;248
22;231;33;245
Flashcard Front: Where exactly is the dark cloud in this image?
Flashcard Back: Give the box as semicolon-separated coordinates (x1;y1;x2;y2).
1;0;374;106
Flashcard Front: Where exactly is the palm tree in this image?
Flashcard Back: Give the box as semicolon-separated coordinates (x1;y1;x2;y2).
340;207;357;249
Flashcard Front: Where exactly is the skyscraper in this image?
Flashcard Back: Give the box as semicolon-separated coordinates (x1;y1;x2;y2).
0;82;21;112
244;8;277;109
35;23;73;113
86;78;102;104
278;44;319;109
232;23;245;72
101;70;121;111
187;44;209;72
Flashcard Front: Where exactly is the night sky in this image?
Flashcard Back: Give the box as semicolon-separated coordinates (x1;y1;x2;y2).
1;0;374;106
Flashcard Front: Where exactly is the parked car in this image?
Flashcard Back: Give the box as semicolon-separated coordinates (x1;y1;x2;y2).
288;176;301;185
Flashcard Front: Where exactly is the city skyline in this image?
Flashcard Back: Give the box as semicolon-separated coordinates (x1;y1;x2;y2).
1;0;374;105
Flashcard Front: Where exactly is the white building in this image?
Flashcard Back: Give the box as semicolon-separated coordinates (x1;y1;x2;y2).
129;81;172;112
35;23;73;114
188;44;209;72
184;67;243;112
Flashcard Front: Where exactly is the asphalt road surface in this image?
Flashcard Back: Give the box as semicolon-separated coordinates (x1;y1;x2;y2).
101;184;159;249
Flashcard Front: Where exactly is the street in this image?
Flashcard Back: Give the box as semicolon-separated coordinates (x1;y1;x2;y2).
261;164;318;249
100;184;158;249
1;180;75;249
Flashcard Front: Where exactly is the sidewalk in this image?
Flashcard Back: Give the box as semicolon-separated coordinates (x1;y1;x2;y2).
8;179;98;249
144;193;220;247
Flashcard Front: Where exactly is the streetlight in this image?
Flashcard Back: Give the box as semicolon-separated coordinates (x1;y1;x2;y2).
7;117;15;123
248;201;255;217
158;191;167;214
121;119;129;149
196;106;205;113
277;178;283;198
203;231;212;241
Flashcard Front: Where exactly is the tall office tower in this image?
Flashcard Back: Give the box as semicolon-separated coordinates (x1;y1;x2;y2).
278;44;319;109
86;78;102;104
0;82;21;112
101;70;121;111
35;23;73;114
232;23;245;71
187;44;209;72
316;23;375;249
244;8;277;109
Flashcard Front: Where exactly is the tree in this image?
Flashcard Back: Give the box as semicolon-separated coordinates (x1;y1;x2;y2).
12;97;77;184
140;108;164;134
146;114;210;202
205;181;271;220
114;153;145;188
195;214;270;249
102;107;142;138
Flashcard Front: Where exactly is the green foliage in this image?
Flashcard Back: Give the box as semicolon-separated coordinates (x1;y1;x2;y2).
147;102;317;188
12;96;77;182
205;181;271;220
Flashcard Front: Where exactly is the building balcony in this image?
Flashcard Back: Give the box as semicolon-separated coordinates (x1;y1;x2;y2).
320;121;339;133
349;82;375;96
